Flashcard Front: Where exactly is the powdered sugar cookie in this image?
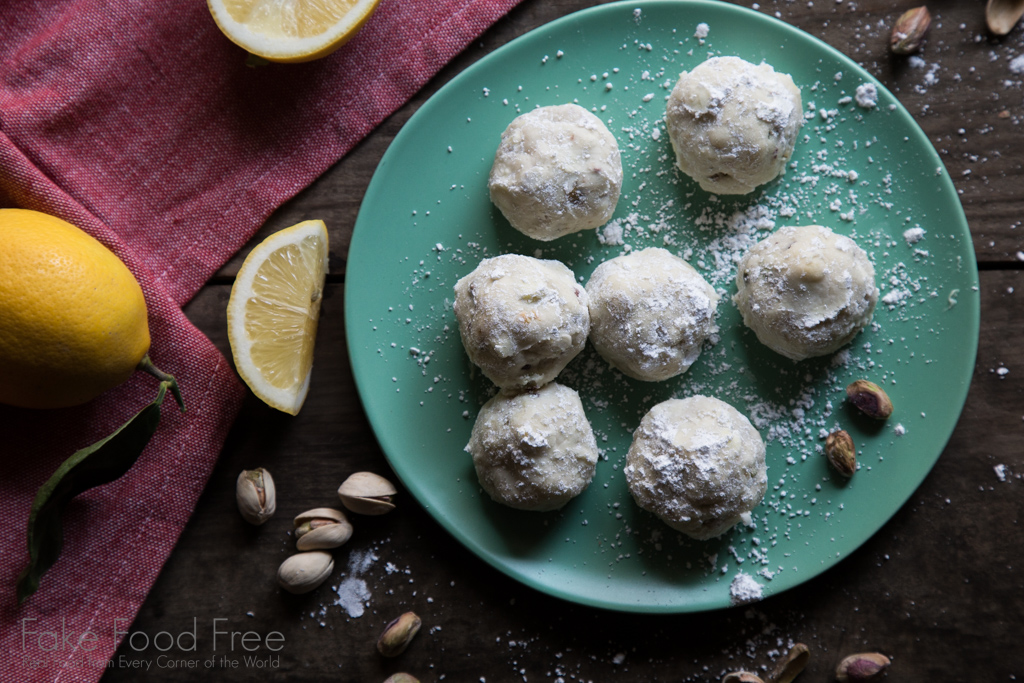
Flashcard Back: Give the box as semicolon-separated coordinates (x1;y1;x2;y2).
733;225;878;361
489;103;623;241
665;56;803;195
467;383;599;511
624;396;767;540
586;248;719;381
453;254;589;390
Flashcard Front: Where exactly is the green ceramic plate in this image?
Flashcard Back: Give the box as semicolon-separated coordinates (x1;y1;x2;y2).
345;0;979;612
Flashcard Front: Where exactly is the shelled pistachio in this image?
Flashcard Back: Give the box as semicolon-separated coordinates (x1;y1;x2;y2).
835;652;891;682
825;430;857;477
377;612;421;657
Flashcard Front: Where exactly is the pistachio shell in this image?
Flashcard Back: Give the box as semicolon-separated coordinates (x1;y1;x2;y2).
277;551;334;594
296;519;353;551
338;472;398;515
987;0;1024;36
722;673;764;683
293;507;348;527
236;468;276;525
384;675;420;683
770;643;810;683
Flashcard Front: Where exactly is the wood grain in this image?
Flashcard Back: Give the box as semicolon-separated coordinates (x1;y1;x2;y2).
105;1;1023;681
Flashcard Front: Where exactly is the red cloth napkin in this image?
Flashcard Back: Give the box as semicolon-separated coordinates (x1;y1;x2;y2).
0;0;521;680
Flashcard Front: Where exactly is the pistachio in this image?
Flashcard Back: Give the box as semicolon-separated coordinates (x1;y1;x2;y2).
986;0;1024;36
293;508;353;551
722;673;764;683
769;643;810;683
383;675;420;683
835;652;890;682
236;468;276;525
890;6;931;55
826;430;857;477
277;551;334;594
377;611;422;657
845;380;894;420
339;472;398;515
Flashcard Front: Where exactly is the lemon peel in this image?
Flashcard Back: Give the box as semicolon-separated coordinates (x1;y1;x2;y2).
208;0;381;63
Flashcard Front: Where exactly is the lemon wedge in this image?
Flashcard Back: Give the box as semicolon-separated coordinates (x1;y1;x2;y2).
208;0;381;63
227;220;329;415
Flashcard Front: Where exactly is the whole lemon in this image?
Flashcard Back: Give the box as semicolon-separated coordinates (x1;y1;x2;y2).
0;209;150;409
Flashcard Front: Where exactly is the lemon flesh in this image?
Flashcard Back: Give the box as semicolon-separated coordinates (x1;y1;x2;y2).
227;220;328;415
0;209;150;409
208;0;381;63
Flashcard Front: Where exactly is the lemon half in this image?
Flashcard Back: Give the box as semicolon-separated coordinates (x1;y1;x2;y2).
227;220;328;415
208;0;381;63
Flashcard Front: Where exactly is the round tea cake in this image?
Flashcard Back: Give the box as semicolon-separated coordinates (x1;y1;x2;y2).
466;383;599;511
488;103;623;241
624;396;767;540
586;248;719;381
665;56;803;195
733;225;878;361
453;254;589;390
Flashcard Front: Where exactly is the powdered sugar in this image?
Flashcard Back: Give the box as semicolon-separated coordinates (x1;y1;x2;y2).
729;572;764;605
331;549;377;618
854;83;878;109
903;226;926;245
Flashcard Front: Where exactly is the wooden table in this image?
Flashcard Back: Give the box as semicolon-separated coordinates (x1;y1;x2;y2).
105;1;1023;681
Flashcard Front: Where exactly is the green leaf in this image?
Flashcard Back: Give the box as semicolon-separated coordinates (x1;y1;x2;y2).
16;379;181;604
245;53;271;68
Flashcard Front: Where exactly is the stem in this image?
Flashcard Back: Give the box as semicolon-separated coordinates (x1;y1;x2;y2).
137;355;185;412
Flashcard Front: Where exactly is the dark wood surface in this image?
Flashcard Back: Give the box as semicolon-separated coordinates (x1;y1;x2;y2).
106;1;1023;681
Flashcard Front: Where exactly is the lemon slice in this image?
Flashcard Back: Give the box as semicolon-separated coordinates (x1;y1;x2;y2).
227;220;329;415
208;0;381;63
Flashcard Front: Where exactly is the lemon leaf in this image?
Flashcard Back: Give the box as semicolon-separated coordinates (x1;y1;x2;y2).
245;53;271;68
17;378;182;604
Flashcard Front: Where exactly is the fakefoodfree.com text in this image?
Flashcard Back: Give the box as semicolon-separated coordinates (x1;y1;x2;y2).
21;617;285;654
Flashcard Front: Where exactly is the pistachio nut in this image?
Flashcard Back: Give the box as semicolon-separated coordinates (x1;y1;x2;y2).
339;472;398;515
236;468;276;525
845;379;894;420
825;429;857;477
722;673;764;683
835;652;890;682
377;611;422;657
890;6;931;55
383;675;420;683
293;508;353;551
277;551;334;595
769;642;810;683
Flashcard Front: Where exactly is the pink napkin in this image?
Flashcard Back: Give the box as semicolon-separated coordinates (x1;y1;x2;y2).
0;0;521;679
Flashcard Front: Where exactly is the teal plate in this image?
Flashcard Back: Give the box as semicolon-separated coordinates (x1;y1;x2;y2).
345;0;979;612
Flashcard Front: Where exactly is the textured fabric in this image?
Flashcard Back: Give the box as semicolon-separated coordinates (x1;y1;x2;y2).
0;0;521;680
